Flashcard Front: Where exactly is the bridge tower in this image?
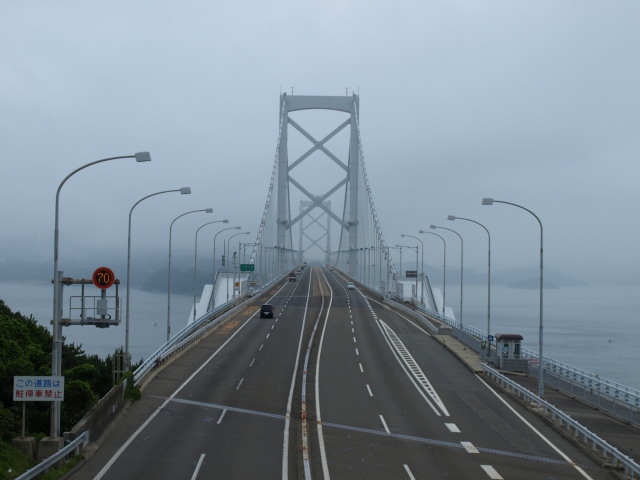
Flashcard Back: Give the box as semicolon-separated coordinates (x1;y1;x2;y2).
298;199;332;259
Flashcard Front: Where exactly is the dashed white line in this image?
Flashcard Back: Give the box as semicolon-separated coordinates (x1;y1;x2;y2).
355;348;359;356
259;344;264;351
359;363;364;373
217;409;227;424
353;336;357;343
271;325;275;330
266;333;270;339
461;441;479;454
190;453;206;480
351;328;355;333
366;384;373;397
379;414;390;434
445;423;460;433
249;358;255;367
480;465;504;479
235;378;244;390
403;464;416;480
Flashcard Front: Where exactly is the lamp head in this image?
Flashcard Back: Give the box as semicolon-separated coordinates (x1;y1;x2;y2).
134;152;152;162
482;198;494;205
401;234;406;238
205;208;213;213
447;215;456;221
222;219;229;223
418;230;425;233
235;226;241;230
430;225;436;229
244;231;251;234
180;187;191;195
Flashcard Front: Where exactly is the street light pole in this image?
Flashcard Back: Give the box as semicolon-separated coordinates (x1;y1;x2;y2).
167;208;213;341
52;152;151;439
448;215;492;357
126;187;191;368
193;220;228;323
212;226;241;307
401;234;424;305
431;225;464;329
419;230;446;316
483;197;544;398
226;231;250;300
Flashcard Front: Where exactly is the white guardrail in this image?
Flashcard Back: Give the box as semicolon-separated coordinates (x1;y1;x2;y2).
15;431;89;480
483;365;640;479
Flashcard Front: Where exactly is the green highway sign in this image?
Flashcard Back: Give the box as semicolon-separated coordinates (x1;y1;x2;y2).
240;264;255;272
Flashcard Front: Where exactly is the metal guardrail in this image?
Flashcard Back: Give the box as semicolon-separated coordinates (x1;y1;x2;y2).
483;365;639;479
133;294;251;386
414;303;640;423
15;431;89;480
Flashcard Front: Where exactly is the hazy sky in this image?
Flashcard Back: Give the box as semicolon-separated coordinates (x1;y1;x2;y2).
2;0;639;283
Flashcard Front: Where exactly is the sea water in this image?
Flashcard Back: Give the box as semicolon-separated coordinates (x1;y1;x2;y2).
1;281;638;390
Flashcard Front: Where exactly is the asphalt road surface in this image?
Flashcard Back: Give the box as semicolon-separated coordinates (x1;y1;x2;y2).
72;267;617;480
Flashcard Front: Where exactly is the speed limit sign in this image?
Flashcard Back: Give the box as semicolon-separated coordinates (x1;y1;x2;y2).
92;267;115;289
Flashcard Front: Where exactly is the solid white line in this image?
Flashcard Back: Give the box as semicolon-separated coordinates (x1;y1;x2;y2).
216;409;227;424
403;464;416;480
445;422;460;433
461;441;479;453
359;363;364;373
366;384;373;397
190;454;206;480
475;374;594;479
379;414;390;433
480;465;504;479
235;378;244;390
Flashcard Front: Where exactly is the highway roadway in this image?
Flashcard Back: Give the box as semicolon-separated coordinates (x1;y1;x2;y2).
73;267;616;480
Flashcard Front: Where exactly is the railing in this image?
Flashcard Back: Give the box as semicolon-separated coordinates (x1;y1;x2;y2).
483;365;639;479
133;294;251;386
15;431;89;480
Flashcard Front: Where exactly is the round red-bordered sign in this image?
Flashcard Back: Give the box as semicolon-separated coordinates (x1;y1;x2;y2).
92;267;115;289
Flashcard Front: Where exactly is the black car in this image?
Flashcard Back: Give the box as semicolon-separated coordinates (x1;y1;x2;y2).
260;304;274;318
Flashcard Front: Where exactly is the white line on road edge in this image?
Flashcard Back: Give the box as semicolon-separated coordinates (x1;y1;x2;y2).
403;464;416;480
480;465;503;479
190;454;206;480
475;374;595;480
217;409;227;424
379;415;390;434
92;280;292;480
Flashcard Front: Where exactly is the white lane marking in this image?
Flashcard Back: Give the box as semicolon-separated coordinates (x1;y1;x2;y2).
359;363;364;373
249;358;255;367
403;464;416;480
271;325;275;330
480;465;504;479
353;336;357;343
266;333;270;339
190;454;206;480
235;378;244;390
351;328;355;333
315;269;334;479
259;344;264;351
216;409;227;424
379;414;390;433
475;374;594;479
366;384;373;397
445;423;460;433
461;441;479;454
355;348;359;356
276;318;279;322
377;319;449;416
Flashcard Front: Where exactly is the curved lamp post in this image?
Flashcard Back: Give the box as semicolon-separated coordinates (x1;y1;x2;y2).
448;215;492;357
52;152;151;438
483;197;544;398
431;224;464;329
126;187;191;368
418;230;446;316
212;226;241;307
401;234;424;305
226;231;251;300
192;219;229;322
167;208;213;340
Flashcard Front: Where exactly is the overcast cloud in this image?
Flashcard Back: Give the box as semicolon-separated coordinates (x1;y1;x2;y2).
1;0;639;284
